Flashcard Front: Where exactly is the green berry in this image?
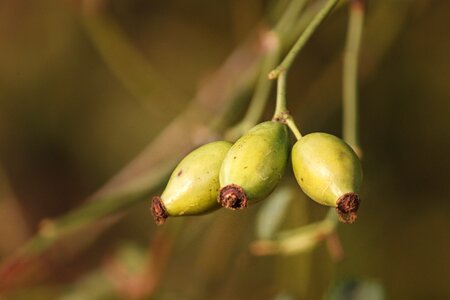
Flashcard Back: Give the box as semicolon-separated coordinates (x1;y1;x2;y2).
218;121;289;209
291;132;363;223
151;141;232;225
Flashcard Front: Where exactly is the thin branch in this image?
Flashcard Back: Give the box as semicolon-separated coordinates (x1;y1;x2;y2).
251;209;338;256
274;0;308;37
225;30;280;141
82;14;183;112
269;0;340;79
274;70;288;115
343;0;365;154
273;71;302;139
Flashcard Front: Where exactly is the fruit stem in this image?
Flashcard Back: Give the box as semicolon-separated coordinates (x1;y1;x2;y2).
274;70;288;115
268;0;340;80
272;71;302;140
343;0;364;155
285;118;302;140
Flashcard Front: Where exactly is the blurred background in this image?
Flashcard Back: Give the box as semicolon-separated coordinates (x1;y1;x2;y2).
0;0;449;299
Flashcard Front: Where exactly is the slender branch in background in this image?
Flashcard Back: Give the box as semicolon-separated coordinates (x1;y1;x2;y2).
286;0;345;44
343;0;365;155
269;0;340;79
251;209;338;255
267;0;292;23
274;0;308;37
82;10;183;113
225;30;280;141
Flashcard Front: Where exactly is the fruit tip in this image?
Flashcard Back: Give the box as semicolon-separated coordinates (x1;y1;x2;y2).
218;184;248;210
336;192;360;224
151;196;168;225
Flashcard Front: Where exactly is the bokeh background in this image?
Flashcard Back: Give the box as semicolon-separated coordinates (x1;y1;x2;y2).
0;0;449;299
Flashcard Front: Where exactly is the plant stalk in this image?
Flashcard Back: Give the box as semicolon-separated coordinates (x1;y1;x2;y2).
273;71;302;140
343;0;364;154
269;0;340;79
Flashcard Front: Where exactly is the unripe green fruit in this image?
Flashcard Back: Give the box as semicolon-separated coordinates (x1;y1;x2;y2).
291;132;363;223
151;141;232;225
218;121;289;209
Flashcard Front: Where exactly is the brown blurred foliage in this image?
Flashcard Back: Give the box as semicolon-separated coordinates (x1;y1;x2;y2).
0;0;449;299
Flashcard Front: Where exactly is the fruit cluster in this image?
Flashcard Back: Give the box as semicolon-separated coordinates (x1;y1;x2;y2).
151;120;362;225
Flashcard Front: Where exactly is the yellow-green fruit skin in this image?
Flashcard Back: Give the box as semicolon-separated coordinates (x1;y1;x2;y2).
291;132;362;207
220;121;289;202
161;141;232;216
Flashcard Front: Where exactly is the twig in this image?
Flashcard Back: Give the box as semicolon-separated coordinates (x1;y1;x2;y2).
269;0;340;79
251;209;338;256
82;13;183;113
343;0;365;154
274;0;308;37
225;30;280;141
272;71;302;140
